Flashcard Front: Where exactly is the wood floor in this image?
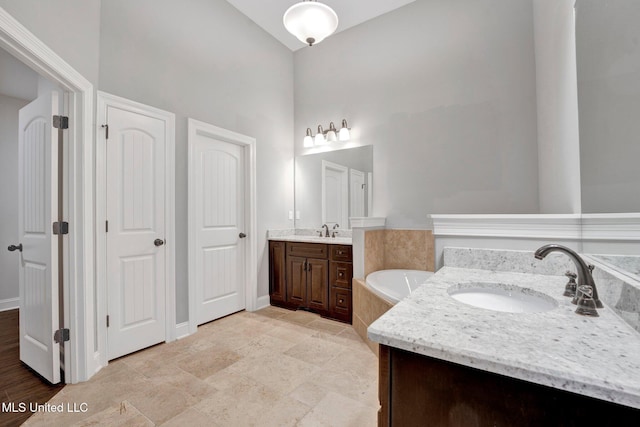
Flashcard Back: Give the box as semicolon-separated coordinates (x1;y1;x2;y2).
0;309;64;427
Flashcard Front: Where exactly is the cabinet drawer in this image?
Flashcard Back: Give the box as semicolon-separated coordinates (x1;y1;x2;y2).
330;262;353;289
330;245;352;262
287;242;328;259
330;287;352;320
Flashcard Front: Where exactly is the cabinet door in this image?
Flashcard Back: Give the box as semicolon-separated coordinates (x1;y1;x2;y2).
286;256;307;306
330;262;353;289
307;258;329;311
269;241;286;303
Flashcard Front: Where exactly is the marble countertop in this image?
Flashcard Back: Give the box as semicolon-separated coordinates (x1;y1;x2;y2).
368;266;640;409
267;235;352;245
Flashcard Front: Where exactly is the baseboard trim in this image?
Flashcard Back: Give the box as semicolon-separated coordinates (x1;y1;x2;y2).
253;295;270;311
0;297;19;312
175;322;191;340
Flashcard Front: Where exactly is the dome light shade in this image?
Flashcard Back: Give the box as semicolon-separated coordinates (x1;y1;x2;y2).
283;1;339;46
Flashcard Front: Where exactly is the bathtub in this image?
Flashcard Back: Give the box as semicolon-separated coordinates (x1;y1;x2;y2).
365;269;434;304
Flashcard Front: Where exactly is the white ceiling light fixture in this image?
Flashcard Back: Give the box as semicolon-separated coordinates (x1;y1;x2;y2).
283;1;339;47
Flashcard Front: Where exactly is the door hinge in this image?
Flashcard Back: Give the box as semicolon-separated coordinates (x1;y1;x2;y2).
105;220;109;233
54;328;70;343
101;124;109;139
52;221;69;235
106;315;110;328
53;115;69;129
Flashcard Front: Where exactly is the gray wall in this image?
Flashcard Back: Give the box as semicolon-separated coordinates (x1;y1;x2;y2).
0;94;29;304
576;0;640;213
294;0;540;228
0;0;101;85
98;0;294;321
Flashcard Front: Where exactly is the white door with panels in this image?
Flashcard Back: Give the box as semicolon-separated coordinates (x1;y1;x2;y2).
15;91;61;384
103;102;168;360
322;160;349;228
189;120;247;326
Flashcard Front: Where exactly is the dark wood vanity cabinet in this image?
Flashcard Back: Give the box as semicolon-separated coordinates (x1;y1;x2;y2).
269;240;352;323
378;345;640;427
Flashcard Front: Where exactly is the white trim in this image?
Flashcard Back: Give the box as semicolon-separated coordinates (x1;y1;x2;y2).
187;118;258;333
174;322;191;340
350;217;386;228
255;295;270;311
0;6;94;384
96;91;176;366
0;298;19;312
581;213;640;241
430;214;582;239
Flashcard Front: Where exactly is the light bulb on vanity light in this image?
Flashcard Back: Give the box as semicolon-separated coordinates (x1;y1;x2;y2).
339;119;351;141
303;128;314;147
326;122;337;142
315;125;326;145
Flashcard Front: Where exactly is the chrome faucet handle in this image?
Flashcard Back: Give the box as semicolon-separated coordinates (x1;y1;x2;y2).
563;271;577;298
317;230;323;237
331;231;338;238
575;285;599;317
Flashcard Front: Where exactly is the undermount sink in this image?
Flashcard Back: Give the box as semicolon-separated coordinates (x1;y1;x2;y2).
447;282;558;314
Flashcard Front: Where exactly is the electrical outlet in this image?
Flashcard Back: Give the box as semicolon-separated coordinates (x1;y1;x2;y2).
296;211;301;220
288;210;294;220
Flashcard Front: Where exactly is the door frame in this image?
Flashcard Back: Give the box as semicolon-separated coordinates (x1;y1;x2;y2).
96;91;176;366
187;118;257;335
0;8;94;383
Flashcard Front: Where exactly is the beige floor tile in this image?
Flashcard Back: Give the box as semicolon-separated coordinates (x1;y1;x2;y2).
283;336;345;367
175;348;242;380
160;407;218;427
195;375;281;426
72;400;153;427
306;318;348;335
23;308;379;427
299;391;378;427
126;382;199;425
280;310;319;325
288;382;330;407
225;351;320;395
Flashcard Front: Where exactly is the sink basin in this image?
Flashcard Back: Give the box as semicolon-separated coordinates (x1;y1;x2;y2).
447;282;557;313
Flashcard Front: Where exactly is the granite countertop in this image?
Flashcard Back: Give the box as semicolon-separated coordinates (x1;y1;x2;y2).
268;235;352;245
368;266;640;409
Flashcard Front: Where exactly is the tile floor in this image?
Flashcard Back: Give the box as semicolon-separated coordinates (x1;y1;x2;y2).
24;306;379;426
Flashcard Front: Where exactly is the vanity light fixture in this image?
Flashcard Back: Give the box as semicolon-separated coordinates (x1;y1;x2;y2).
303;128;314;147
338;119;351;141
302;119;351;147
315;125;326;145
283;1;339;47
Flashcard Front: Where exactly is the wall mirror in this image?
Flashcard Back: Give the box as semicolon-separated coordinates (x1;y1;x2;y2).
295;145;373;230
576;0;640;281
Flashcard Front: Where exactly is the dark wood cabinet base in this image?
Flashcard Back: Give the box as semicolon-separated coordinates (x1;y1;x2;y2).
379;345;640;427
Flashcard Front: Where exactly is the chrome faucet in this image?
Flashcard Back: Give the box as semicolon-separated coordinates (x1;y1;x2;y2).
322;224;329;237
331;224;339;238
534;244;603;314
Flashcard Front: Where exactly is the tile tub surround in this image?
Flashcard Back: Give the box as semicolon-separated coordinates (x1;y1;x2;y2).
368;266;640;409
364;229;435;276
352;278;394;356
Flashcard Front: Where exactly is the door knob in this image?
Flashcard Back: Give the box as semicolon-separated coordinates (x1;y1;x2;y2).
239;232;247;238
154;239;165;247
8;244;23;252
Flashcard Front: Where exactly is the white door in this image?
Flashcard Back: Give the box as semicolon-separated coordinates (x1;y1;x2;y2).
105;105;167;360
350;169;366;222
17;91;60;384
190;124;246;325
322;160;348;228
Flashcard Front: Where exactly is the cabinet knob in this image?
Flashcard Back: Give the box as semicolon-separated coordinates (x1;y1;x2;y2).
339;299;344;303
337;250;343;255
